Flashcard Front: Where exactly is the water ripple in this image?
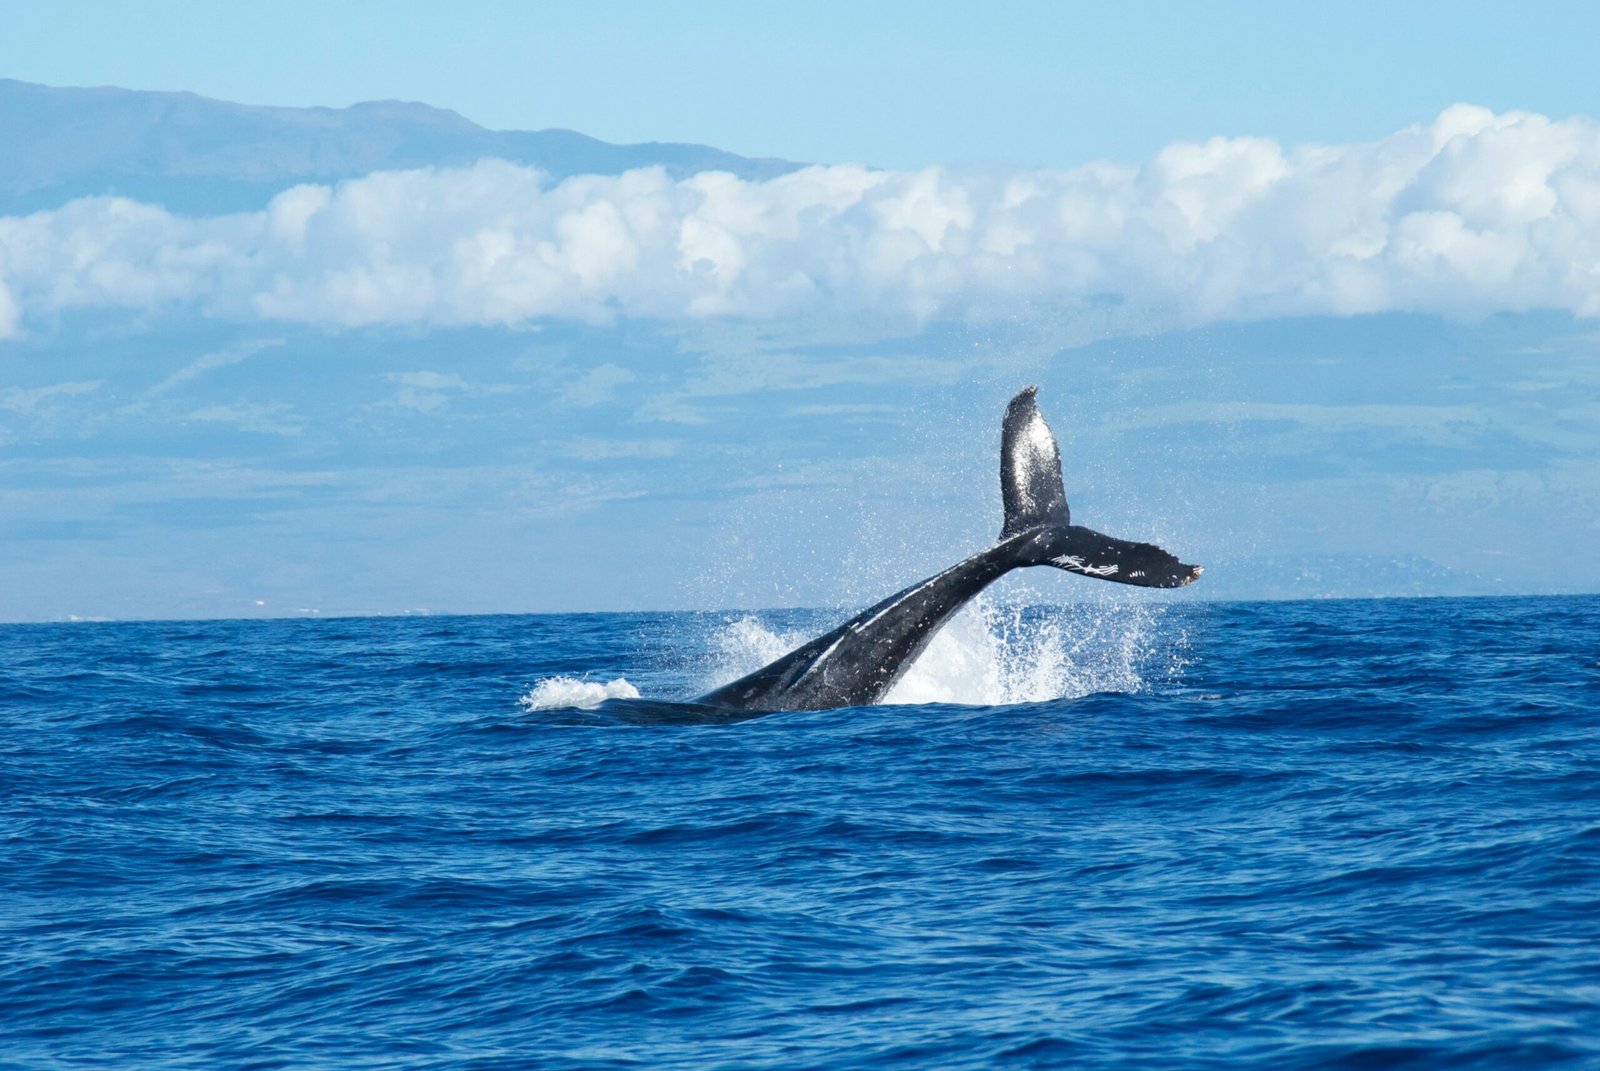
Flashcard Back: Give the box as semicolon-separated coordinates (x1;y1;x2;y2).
1;596;1597;1068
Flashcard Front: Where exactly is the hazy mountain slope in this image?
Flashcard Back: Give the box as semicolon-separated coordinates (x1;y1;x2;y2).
0;79;801;214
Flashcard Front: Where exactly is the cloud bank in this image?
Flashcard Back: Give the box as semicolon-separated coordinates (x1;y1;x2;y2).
3;104;1600;338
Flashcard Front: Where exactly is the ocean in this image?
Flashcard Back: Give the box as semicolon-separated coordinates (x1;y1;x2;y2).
2;594;1597;1069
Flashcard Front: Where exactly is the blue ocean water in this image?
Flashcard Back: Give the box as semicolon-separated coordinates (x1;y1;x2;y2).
2;594;1598;1069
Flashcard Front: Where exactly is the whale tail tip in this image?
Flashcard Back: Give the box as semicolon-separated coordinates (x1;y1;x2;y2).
1000;386;1070;539
1033;526;1204;588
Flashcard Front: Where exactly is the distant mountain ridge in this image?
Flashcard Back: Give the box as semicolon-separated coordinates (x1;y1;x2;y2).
0;79;803;215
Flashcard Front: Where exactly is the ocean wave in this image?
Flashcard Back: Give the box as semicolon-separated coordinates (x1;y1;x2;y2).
6;596;1596;1069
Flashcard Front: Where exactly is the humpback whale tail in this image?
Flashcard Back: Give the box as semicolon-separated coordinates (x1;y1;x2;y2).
1000;386;1201;589
694;387;1199;711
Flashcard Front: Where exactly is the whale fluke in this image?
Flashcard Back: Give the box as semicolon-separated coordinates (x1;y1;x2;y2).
695;388;1201;712
1000;385;1070;538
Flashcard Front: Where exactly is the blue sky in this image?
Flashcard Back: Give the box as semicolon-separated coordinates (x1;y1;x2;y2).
6;1;1600;168
3;5;1599;620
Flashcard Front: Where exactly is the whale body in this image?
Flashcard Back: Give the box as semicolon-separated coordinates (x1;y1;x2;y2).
696;387;1201;712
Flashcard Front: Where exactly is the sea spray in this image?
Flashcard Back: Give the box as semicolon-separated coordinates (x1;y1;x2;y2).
520;675;640;710
688;594;1183;706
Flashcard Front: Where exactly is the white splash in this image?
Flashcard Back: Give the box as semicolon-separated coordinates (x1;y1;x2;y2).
519;676;640;710
885;596;1165;704
706;614;813;683
700;595;1180;707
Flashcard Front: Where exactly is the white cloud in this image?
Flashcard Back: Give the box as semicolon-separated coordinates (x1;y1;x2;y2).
147;338;284;396
4;105;1600;334
562;437;679;460
0;278;18;338
1;379;102;412
560;363;635;406
384;370;470;411
185;403;304;436
388;371;469;391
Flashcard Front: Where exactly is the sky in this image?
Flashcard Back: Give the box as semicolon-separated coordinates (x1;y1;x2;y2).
2;5;1599;621
5;1;1600;168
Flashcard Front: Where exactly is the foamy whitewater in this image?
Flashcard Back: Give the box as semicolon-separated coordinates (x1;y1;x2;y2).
5;596;1598;1069
520;595;1176;711
521;675;641;710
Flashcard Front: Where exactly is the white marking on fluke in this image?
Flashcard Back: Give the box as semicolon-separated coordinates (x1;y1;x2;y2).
1052;554;1119;577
